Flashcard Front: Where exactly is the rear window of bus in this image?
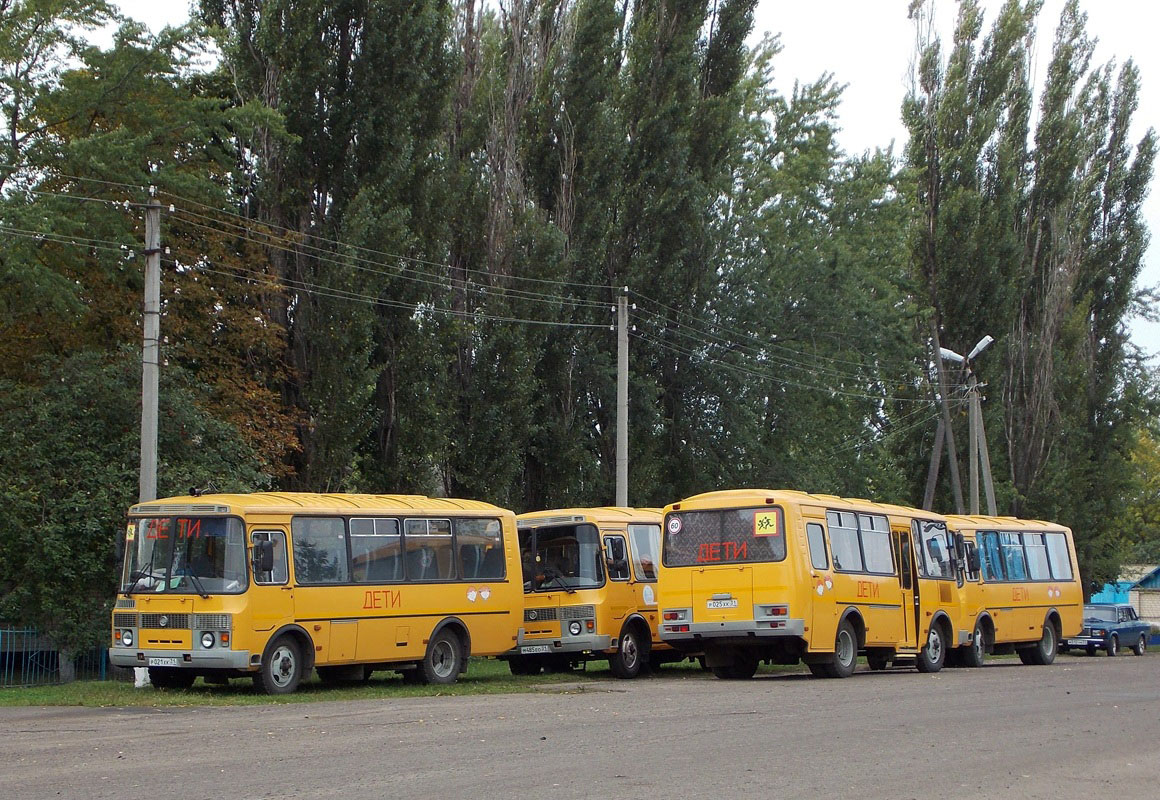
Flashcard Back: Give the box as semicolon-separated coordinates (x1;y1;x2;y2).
663;507;786;567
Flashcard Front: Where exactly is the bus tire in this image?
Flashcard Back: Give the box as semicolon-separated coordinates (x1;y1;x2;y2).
254;635;303;695
916;621;946;673
609;623;648;679
148;667;195;690
960;621;986;668
507;656;543;676
1020;621;1058;665
1133;634;1146;656
826;619;858;678
1106;634;1118;657
806;662;830;678
418;628;464;685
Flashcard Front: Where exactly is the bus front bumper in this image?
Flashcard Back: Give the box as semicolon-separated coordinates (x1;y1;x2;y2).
505;633;613;658
108;647;252;670
659;618;806;642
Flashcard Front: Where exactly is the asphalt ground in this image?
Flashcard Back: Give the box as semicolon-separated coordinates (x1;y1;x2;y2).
2;652;1156;799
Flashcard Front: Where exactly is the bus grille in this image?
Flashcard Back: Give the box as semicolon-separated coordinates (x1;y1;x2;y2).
115;598;136;609
113;613;137;628
194;614;231;631
560;605;595;620
524;607;558;622
140;613;191;630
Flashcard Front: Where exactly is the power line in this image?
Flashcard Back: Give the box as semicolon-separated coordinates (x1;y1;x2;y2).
157;188;618;294
169;207;612;313
630;327;936;404
165;251;609;330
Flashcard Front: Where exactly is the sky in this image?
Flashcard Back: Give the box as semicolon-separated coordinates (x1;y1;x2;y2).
111;0;1159;357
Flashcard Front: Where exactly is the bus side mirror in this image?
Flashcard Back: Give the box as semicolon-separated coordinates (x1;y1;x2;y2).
254;539;274;574
968;549;981;573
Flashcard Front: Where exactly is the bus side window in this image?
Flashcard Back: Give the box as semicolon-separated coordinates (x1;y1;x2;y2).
604;536;630;581
628;524;660;581
253;531;288;585
806;523;828;570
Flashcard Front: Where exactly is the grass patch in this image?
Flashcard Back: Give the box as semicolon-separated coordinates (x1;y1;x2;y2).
0;656;714;708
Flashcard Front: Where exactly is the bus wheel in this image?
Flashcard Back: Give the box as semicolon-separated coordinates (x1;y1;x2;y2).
610;624;648;679
1020;621;1058;665
148;667;195;690
507;657;543;676
418;628;464;685
916;623;946;673
828;620;858;678
961;622;986;668
254;636;303;695
1133;634;1147;656
1106;634;1119;657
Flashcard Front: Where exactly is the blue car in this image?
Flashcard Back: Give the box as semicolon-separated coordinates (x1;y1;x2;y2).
1061;604;1150;657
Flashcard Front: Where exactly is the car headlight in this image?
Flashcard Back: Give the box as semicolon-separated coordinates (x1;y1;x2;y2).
122;629;134;647
569;621;583;636
201;632;216;649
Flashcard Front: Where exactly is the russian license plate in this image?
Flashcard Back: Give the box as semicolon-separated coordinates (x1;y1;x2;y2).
147;657;180;667
520;645;551;655
1067;639;1087;646
706;599;739;609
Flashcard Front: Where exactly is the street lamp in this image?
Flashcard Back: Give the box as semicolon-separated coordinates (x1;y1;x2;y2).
941;336;996;515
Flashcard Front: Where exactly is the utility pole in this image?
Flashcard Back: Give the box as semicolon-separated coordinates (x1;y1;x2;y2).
928;321;965;513
616;288;629;507
930;334;996;516
139;193;161;504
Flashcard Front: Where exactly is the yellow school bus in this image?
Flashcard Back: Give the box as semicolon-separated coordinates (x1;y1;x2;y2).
108;493;522;694
944;514;1081;667
657;489;970;678
503;507;676;678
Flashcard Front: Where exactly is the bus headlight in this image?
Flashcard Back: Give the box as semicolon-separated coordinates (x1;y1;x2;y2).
569;621;582;636
201;632;216;649
122;630;134;647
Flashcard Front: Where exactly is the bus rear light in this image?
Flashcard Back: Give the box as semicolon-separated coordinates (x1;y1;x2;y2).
663;612;679;620
665;624;690;633
768;605;788;617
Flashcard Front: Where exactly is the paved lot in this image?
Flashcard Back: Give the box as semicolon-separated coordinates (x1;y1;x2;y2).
2;654;1157;799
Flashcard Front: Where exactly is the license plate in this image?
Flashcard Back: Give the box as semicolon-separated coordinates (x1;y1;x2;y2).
1067;639;1087;646
706;599;739;609
520;645;551;655
147;657;180;667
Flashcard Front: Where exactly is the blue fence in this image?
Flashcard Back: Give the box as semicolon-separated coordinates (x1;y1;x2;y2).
0;627;125;688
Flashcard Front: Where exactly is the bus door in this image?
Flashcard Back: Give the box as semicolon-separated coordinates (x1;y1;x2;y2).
893;528;917;647
249;528;293;633
804;516;838;648
626;523;662;620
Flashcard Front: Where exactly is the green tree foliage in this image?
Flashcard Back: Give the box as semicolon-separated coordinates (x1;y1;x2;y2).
0;352;266;653
904;0;1157;585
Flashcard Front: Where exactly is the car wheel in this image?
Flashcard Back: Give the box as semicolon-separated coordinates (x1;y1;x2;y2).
916;622;946;673
417;628;464;685
961;621;986;668
1107;634;1119;657
1132;634;1147;656
253;636;302;695
609;624;649;679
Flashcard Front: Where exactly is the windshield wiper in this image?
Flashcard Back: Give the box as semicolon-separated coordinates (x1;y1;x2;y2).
539;568;576;594
186;572;210;599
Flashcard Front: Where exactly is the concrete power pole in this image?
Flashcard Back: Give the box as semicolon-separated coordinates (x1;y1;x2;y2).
139;194;162;504
616;290;629;507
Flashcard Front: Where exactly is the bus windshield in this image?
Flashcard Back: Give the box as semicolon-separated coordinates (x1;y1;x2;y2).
122;516;248;595
519;524;603;592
